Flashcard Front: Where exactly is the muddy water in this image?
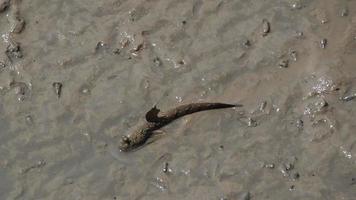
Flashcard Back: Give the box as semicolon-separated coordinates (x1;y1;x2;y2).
1;0;356;199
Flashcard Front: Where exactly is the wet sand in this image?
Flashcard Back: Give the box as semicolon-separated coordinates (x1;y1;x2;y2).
1;0;356;199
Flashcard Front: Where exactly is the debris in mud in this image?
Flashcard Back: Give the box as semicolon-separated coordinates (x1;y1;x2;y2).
153;57;162;67
307;76;338;96
263;163;275;169
0;61;6;71
261;19;270;37
242;39;251;47
0;0;10;12
340;8;349;17
11;15;26;34
296;119;304;130
5;39;23;59
52;82;63;98
292;172;300;180
80;86;90;94
295;31;304;39
304;98;328;116
289;49;297;61
162;162;172;174
112;48;121;55
218;145;224;150
290;0;303;10
130;43;145;56
151;177;168;191
259;101;267;112
320;38;327;49
25;115;34;126
9;80;31;101
20;160;46;174
94;41;108;53
289;185;296;191
247;117;257;127
340;93;356;102
279;59;289;68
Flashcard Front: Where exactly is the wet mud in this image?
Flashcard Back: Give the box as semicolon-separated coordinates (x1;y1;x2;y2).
1;0;356;199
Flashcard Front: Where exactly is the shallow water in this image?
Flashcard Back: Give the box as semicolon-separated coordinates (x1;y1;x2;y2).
1;0;356;199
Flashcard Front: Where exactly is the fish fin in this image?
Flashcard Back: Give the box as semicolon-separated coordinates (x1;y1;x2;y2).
145;106;162;122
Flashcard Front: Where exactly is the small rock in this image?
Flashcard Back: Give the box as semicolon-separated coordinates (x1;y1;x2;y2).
112;48;121;55
340;93;356;102
259;101;267;111
263;163;275;169
292;172;300;180
340;8;348;17
163;162;170;173
296;119;304;130
285;163;294;171
95;41;107;53
25;115;34;125
247;118;257;127
6;40;23;59
242;39;251;47
289;50;297;61
0;61;6;71
153;57;162;67
351;177;355;185
52;82;63;98
320;38;327;49
295;31;304;39
289;185;295;191
290;0;303;10
261;19;270;36
279;59;289;68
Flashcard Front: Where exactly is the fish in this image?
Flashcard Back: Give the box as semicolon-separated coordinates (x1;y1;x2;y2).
119;102;242;152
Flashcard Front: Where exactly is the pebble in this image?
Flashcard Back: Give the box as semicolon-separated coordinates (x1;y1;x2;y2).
340;8;348;17
292;172;300;180
289;50;297;61
261;19;270;36
52;82;63;98
279;59;289;68
242;39;251;47
263;163;275;169
340;93;356;102
81;87;90;94
5;40;23;59
320;38;327;49
290;0;303;10
296;119;304;130
247;117;257;127
25;115;34;125
112;48;121;55
0;61;6;71
162;162;170;173
153;57;162;67
259;101;267;111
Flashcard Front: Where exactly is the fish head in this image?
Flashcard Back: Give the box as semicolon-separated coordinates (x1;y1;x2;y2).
118;135;132;152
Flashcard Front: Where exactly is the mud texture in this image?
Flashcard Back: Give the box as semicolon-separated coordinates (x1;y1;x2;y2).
1;0;356;199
